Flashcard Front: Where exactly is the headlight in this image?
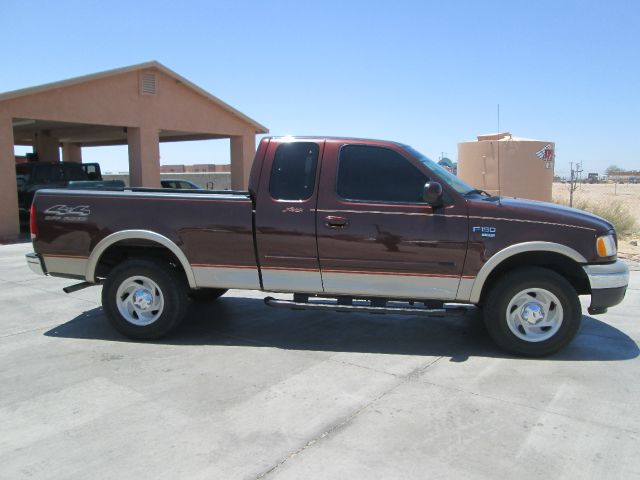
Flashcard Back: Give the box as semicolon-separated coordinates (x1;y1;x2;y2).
596;234;617;257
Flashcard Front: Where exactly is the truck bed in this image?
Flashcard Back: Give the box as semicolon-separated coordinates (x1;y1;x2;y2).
32;188;259;289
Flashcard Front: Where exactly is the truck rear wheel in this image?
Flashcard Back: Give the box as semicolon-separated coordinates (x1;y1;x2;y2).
482;267;582;357
102;258;188;340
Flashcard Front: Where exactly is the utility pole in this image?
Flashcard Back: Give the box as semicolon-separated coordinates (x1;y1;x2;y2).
568;161;583;207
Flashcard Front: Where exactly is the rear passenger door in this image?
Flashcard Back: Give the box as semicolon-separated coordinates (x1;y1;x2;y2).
254;139;325;293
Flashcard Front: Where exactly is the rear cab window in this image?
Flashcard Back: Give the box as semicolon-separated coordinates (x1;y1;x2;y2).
32;164;64;184
63;164;88;181
269;142;319;201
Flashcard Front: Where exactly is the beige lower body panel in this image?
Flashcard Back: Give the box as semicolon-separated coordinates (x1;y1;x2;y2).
261;269;323;294
192;266;260;290
42;256;88;277
455;277;476;302
321;271;462;300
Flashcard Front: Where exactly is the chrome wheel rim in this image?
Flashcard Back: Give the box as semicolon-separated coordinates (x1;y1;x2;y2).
115;275;164;326
506;288;563;342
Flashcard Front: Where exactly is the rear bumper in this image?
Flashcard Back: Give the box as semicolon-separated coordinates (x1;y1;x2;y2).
25;253;47;276
583;260;629;313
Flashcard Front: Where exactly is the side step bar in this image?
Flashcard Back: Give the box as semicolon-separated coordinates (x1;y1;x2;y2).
264;296;469;317
63;281;96;294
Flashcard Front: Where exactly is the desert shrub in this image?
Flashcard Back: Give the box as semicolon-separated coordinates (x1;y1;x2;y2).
553;196;637;237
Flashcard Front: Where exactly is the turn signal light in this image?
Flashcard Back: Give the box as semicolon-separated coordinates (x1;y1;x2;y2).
596;235;616;257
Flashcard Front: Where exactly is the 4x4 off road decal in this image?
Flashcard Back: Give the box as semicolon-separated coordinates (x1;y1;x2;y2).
43;205;91;223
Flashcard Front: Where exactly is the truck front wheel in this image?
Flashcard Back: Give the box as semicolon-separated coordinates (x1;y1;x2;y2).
102;258;188;340
483;267;582;357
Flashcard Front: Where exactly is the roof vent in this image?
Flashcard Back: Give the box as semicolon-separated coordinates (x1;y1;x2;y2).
141;72;157;95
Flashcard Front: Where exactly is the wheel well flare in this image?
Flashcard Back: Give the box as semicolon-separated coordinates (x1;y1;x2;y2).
85;231;196;288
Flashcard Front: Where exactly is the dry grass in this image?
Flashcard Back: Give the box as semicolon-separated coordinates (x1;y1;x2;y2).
553;196;638;237
553;182;640;262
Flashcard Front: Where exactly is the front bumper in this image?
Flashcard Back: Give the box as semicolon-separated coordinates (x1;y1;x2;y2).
25;253;47;276
583;260;629;313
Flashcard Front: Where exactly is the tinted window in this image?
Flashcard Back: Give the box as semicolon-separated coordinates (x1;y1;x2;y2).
63;164;87;181
269;142;319;200
32;164;64;183
337;145;428;203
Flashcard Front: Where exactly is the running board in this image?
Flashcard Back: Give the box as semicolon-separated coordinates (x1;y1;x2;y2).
264;296;469;317
62;281;96;294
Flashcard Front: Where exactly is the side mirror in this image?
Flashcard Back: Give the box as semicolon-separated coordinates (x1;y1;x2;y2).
423;181;443;206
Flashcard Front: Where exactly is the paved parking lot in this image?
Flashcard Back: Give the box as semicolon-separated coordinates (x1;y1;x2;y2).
1;242;639;479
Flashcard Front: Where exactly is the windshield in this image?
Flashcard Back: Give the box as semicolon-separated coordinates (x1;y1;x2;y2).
402;145;475;195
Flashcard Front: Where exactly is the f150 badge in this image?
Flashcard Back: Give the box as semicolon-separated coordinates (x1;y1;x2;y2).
44;205;91;223
472;226;496;238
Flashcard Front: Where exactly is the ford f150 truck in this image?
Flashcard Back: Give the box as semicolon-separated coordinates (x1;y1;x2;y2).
25;137;629;356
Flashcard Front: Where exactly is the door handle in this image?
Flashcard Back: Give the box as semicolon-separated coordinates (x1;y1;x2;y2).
324;215;350;229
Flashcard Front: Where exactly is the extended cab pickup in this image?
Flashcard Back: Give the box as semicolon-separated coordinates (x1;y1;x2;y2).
26;137;629;356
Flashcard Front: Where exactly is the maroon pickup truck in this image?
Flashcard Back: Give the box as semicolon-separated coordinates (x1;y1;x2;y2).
26;136;629;356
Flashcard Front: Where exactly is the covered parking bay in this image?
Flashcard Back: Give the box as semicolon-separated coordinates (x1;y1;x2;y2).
0;61;267;240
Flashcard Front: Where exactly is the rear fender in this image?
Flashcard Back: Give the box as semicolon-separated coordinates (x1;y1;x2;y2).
85;230;197;288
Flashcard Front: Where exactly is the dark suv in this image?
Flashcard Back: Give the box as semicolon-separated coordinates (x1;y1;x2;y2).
16;162;102;223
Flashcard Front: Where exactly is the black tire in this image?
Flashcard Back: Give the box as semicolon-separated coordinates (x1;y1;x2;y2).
101;258;188;340
482;267;582;357
188;288;228;302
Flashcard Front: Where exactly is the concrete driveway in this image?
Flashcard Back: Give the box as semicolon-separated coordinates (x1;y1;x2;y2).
1;242;639;479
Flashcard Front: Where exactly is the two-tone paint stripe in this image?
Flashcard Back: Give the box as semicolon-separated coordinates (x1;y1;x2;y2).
315;208;596;231
41;254;475;300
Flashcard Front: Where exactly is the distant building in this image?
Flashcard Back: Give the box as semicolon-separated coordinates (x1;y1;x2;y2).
160;163;230;173
160;164;185;173
608;170;640;183
458;132;555;202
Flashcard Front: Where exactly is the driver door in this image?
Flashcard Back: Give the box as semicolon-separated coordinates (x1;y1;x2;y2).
315;141;468;300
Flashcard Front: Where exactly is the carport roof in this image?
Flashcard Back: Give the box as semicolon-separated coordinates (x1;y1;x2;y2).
0;61;268;134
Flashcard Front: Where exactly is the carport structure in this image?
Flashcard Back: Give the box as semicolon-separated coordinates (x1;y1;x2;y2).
0;61;268;240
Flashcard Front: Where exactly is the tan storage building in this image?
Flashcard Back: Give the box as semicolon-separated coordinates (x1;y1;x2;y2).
457;132;555;202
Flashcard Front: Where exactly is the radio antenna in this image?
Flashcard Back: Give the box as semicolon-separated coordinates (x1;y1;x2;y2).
497;103;502;206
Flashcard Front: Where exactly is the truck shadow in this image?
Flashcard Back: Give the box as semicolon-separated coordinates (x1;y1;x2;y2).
44;295;639;362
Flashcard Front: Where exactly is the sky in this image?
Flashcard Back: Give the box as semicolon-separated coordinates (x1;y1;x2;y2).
1;0;638;176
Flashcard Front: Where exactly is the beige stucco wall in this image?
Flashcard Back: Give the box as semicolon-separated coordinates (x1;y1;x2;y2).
0;113;20;240
458;139;555;202
1;70;255;137
0;64;264;238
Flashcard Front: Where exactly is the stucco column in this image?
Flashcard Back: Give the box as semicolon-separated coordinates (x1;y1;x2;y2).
62;143;82;163
230;134;255;190
0;114;20;240
34;130;60;162
127;126;160;187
